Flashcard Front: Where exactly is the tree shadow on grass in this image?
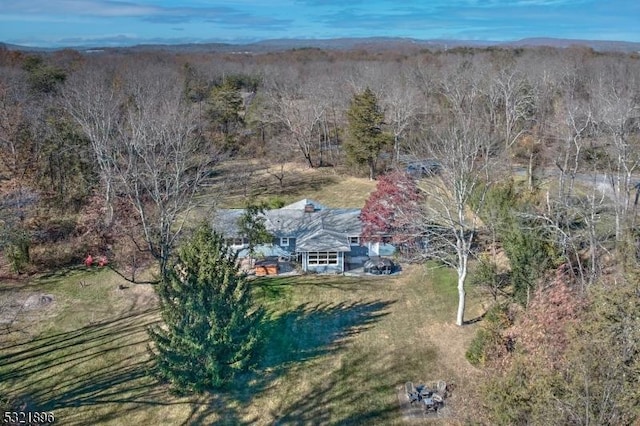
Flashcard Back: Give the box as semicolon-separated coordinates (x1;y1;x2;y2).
203;161;339;208
232;280;396;407
267;350;402;425
164;288;394;425
1;280;394;425
0;307;218;425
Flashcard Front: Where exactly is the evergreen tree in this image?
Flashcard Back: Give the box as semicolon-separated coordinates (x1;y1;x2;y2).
148;225;264;394
207;79;244;147
237;201;273;256
344;87;392;180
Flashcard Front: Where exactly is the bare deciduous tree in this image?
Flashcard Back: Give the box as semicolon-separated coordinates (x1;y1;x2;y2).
63;63;122;225
262;80;327;168
410;71;497;324
593;75;640;243
65;63;221;281
380;72;421;163
487;68;536;152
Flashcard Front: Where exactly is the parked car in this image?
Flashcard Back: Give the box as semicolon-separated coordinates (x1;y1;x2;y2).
406;160;442;177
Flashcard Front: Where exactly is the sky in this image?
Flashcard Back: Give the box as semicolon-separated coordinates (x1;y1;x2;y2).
0;0;638;48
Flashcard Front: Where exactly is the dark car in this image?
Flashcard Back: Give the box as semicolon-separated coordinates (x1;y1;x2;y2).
406;160;442;177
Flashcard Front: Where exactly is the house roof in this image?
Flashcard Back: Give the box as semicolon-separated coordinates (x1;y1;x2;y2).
296;229;351;252
212;199;362;253
280;199;326;210
237;244;292;258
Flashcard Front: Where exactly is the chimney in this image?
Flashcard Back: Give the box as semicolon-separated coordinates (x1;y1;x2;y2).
304;203;315;213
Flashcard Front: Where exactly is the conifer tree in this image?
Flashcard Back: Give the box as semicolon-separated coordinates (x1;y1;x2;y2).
148;225;264;394
237;201;273;256
344;87;392;180
208;78;244;147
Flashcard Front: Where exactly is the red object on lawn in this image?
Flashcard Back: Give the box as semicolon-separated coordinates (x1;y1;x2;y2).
84;255;94;267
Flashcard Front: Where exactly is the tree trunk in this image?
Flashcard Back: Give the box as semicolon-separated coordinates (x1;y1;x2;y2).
456;268;467;326
456;258;468;326
527;151;535;191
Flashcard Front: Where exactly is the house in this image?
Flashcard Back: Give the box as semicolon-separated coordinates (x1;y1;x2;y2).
212;199;394;274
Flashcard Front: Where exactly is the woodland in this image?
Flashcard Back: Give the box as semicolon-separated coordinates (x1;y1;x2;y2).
1;43;639;423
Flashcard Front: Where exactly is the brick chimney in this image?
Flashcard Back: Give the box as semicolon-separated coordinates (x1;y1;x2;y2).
304;203;315;213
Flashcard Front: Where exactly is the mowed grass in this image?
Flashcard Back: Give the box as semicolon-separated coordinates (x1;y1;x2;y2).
0;264;484;425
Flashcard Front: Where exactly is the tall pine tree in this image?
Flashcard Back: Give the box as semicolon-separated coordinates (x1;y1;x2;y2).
344;87;392;180
148;225;264;394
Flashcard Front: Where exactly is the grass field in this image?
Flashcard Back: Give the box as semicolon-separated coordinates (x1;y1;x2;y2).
0;264;485;425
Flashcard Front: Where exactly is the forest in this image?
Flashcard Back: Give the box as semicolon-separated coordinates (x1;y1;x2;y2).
1;42;639;423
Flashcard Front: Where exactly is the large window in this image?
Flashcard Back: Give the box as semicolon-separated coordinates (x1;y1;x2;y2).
307;251;339;265
227;237;249;246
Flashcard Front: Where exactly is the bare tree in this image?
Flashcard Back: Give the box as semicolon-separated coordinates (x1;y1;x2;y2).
63;62;122;225
486;68;536;152
262;79;327;168
380;71;421;162
65;62;221;281
410;68;497;325
593;74;640;243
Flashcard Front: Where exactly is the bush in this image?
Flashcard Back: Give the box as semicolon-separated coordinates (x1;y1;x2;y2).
29;238;89;269
465;303;513;367
264;195;285;209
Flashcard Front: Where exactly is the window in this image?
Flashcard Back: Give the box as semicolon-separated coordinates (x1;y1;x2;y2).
280;237;290;246
307;252;339;265
227;237;249;246
349;236;360;246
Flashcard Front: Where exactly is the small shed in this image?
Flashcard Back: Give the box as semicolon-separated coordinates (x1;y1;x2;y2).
254;258;279;276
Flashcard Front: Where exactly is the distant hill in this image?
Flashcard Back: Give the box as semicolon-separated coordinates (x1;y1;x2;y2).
2;37;639;55
502;37;640;52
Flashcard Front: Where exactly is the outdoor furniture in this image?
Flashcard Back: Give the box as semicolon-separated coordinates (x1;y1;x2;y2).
405;381;446;413
364;257;395;274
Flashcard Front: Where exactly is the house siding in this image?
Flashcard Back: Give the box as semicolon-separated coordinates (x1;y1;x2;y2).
348;245;369;257
275;237;296;254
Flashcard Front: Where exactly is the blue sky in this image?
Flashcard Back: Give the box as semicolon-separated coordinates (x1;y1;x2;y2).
0;0;638;48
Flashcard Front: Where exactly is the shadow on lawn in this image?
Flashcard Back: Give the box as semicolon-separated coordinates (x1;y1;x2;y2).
172;285;395;425
0;308;199;425
204;162;339;208
233;279;395;401
269;351;400;425
1;281;394;425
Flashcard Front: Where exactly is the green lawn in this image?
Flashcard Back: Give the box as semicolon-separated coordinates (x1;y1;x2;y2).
0;264;484;425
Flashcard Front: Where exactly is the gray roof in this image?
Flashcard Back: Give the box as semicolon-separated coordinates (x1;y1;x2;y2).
280;198;327;210
296;229;350;252
212;209;245;237
237;244;292;258
212;199;362;253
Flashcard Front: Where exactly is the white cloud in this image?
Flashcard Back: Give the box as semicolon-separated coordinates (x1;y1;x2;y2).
1;0;159;17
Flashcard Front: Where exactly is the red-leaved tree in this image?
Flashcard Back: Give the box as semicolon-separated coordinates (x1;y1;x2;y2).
360;171;422;249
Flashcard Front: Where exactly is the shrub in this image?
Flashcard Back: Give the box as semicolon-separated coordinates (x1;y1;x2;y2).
465;303;513;367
